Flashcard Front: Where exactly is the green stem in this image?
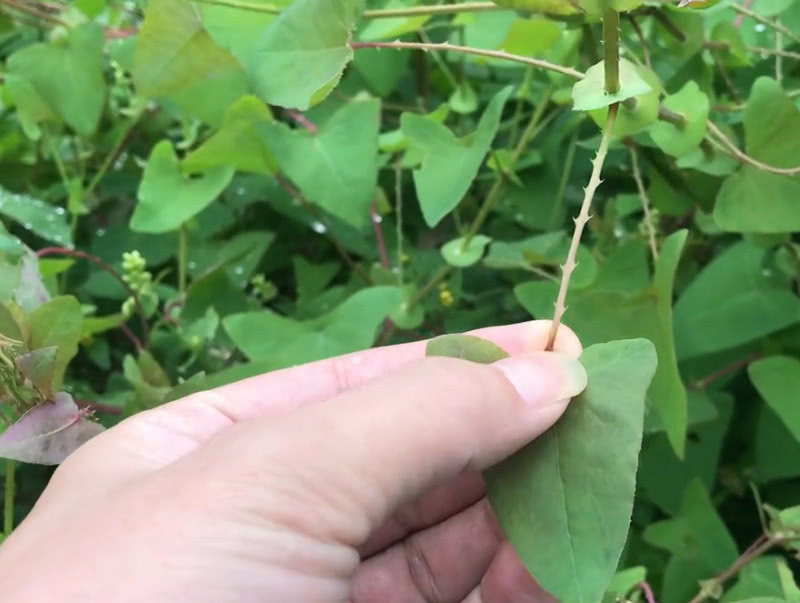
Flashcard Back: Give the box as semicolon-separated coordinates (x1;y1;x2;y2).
603;9;620;94
85;110;143;202
550;130;578;229
350;41;585;80
394;162;404;287
178;225;188;296
191;0;501;18
408;265;452;310
462;87;554;248
546;103;619;351
4;459;15;536
731;3;800;44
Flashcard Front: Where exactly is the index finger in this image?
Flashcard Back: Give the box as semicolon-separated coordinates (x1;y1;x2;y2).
210;319;582;421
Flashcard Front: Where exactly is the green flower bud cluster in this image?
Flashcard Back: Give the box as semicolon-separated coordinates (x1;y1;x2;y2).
121;251;154;318
250;274;278;303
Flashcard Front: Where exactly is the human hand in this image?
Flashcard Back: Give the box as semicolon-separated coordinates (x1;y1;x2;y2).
0;320;586;603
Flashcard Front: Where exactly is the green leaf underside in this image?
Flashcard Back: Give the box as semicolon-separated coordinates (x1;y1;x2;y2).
572;59;651;111
425;336;657;603
425;334;509;363
486;339;657;603
402;86;512;227
515;230;688;456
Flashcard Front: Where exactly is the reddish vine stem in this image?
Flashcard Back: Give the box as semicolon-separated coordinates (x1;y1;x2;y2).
285;110;318;134
688;353;761;390
35;247;150;348
546;103;619;351
274;174;372;284
635;581;657;603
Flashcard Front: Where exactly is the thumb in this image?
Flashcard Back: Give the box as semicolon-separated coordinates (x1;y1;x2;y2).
188;352;587;546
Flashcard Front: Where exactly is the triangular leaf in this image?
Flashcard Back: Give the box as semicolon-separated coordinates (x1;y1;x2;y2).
247;0;362;109
486;339;657;603
132;140;234;233
0;392;104;465
260;99;380;229
402;86;512;227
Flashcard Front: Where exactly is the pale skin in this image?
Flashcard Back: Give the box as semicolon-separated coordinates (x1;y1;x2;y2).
0;320;587;603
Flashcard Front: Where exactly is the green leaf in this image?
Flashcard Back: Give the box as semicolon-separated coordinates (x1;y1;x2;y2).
748;356;800;442
441;235;491;267
649;480;738;603
589;64;661;137
0;188;72;246
426;334;509;363
714;78;800;233
131;140;235;234
260;99;380;229
486;232;597;288
402;86;512;227
133;0;249;125
639;392;732;514
485;339;657;603
572;59;651;111
183;96;278;175
223;286;403;368
673;240;800;359
722;557;794;602
15;346;57;397
650;81;710;157
357;0;429;41
515;230;689;456
247;0;362;109
200;0;289;64
27;296;82;391
6;23;106;137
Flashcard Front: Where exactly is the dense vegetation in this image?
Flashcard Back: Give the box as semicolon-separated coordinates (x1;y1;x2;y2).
0;0;799;600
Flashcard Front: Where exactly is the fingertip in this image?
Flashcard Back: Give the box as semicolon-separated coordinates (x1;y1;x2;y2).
493;352;587;407
522;321;583;357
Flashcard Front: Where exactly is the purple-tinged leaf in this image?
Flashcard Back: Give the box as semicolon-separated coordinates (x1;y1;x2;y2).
0;392;105;465
15;346;57;397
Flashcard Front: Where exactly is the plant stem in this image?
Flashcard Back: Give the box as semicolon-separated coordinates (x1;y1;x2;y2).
603;9;620;94
546;104;619;350
462;87;554;248
178;225;188;296
550;130;579;229
394;162;404;287
274;175;372;285
687;534;785;603
3;459;15;536
0;0;65;26
350;41;585;80
627;144;659;260
35;247;150;348
731;3;800;44
85;110;144;201
408;265;452;310
191;0;502;18
705;120;800;176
